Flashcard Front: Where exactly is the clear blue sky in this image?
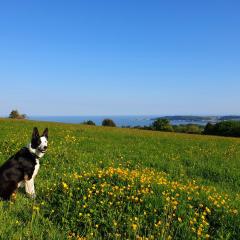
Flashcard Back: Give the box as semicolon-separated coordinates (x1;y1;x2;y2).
0;0;239;116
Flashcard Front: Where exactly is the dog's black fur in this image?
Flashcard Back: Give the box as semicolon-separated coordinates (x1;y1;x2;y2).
0;127;48;200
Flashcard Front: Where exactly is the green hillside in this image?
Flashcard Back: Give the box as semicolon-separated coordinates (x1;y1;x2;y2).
0;119;239;239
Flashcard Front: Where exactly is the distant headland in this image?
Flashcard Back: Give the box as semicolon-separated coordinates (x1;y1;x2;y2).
152;115;240;123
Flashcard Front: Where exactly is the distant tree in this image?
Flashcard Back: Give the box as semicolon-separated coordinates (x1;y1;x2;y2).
216;121;240;137
203;122;215;135
9;110;27;119
102;119;116;127
82;120;96;126
204;121;240;137
152;118;173;132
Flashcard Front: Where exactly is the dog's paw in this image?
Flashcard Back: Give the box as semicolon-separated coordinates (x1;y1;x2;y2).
28;193;36;199
31;193;36;199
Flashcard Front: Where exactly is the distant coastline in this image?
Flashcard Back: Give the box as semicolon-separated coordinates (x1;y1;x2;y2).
24;115;240;127
1;115;239;127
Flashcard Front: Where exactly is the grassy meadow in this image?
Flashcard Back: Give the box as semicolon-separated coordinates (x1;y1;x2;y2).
0;118;239;239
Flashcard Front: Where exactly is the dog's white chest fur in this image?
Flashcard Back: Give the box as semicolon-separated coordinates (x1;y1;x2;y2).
23;160;40;198
32;159;40;179
18;160;40;197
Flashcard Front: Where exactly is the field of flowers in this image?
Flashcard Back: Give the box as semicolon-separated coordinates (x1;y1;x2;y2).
0;119;239;239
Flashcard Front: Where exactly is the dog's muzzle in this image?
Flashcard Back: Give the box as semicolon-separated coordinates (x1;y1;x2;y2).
38;146;47;153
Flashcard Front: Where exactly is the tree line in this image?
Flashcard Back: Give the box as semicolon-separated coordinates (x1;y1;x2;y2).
84;118;240;137
83;118;204;134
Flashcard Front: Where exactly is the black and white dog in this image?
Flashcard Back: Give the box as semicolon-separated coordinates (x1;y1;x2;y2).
0;127;48;200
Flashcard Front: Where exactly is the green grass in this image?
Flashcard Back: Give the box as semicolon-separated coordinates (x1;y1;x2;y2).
0;118;239;239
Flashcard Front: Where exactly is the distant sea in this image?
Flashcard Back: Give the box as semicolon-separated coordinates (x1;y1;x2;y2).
28;116;208;127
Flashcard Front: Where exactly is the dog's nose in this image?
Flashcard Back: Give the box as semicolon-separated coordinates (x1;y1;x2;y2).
43;146;48;150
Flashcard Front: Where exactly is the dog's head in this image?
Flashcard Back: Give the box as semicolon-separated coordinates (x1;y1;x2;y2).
29;127;48;158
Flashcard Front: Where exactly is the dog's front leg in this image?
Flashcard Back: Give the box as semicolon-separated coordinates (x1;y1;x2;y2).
25;179;36;198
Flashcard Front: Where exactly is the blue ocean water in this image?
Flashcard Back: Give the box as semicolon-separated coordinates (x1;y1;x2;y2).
28;116;208;127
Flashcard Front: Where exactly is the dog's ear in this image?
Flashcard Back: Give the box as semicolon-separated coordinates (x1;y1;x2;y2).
42;128;48;139
32;127;40;140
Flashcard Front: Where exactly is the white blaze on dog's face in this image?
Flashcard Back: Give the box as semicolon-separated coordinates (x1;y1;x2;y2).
39;136;48;152
28;127;48;158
